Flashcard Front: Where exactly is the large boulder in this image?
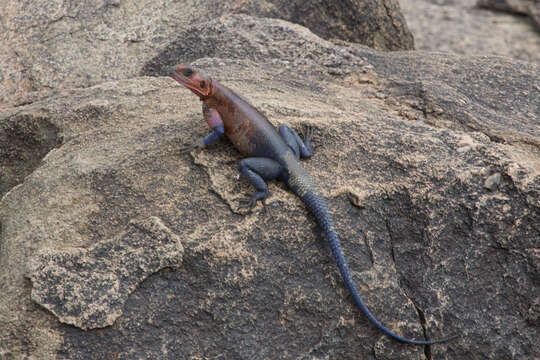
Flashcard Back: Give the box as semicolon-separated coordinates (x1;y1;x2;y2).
232;0;414;50
1;12;538;360
399;0;540;62
477;0;540;31
0;0;412;108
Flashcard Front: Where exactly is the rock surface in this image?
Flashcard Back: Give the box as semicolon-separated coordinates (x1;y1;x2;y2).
530;2;540;30
478;0;537;16
234;0;415;50
0;0;412;108
1;6;539;360
26;217;184;330
400;0;540;62
477;0;540;31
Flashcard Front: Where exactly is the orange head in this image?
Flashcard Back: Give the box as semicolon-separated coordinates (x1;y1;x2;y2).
170;64;213;98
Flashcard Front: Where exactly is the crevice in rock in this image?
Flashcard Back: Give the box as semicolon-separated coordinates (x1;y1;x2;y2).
0;112;62;199
397;275;432;360
384;217;398;269
386;216;431;360
386;220;397;266
411;299;432;360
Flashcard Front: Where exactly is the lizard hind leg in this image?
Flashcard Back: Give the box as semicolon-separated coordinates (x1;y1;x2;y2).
278;124;313;159
238;157;284;209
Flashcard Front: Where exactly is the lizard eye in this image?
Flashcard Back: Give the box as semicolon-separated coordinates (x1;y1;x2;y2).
181;68;194;77
200;81;206;88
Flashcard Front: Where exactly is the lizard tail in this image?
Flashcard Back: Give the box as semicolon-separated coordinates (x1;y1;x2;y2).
299;188;457;345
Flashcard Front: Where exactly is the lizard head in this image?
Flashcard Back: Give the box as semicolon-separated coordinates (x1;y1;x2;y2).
170;64;213;98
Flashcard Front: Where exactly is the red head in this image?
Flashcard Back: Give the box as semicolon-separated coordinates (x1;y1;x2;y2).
170;64;213;98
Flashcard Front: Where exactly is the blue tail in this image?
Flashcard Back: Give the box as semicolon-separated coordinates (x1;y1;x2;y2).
300;189;457;345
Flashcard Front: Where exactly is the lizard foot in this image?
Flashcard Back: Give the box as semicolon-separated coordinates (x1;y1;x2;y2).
239;197;257;210
239;192;268;213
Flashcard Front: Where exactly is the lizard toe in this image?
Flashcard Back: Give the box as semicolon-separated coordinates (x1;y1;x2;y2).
179;141;204;154
239;191;268;210
302;124;314;143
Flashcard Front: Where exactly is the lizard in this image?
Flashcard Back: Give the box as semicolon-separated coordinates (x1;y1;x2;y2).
169;64;457;345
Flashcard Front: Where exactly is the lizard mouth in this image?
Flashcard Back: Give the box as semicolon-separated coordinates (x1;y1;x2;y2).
169;66;210;98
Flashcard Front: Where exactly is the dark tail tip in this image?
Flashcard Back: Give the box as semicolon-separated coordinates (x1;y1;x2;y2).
422;333;460;345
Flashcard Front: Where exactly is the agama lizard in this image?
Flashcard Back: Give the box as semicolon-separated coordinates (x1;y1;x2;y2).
170;64;457;345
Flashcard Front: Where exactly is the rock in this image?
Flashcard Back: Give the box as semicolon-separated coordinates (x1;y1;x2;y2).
1;12;539;360
26;217;184;330
0;0;412;108
400;0;540;62
483;172;502;191
529;2;540;30
141;15;369;80
477;0;531;15
359;50;539;147
232;0;414;50
0;111;60;198
478;0;540;31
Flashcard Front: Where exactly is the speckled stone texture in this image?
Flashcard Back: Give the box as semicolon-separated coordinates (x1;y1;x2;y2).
400;0;540;62
0;0;412;108
26;217;184;330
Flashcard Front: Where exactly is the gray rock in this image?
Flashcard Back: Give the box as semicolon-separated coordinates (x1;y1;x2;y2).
359;50;539;147
26;217;184;330
232;0;414;50
0;0;412;108
0;12;538;360
484;172;502;191
529;2;540;30
0;111;60;198
400;0;540;62
478;0;531;15
478;0;540;31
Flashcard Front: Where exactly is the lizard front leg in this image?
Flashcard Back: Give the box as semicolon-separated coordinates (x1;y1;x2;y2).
180;104;224;153
238;158;284;208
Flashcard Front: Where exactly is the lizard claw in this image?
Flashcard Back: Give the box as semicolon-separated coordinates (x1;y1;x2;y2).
239;193;269;213
301;124;314;143
260;199;269;215
239;197;257;210
179;141;204;154
240;198;257;209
